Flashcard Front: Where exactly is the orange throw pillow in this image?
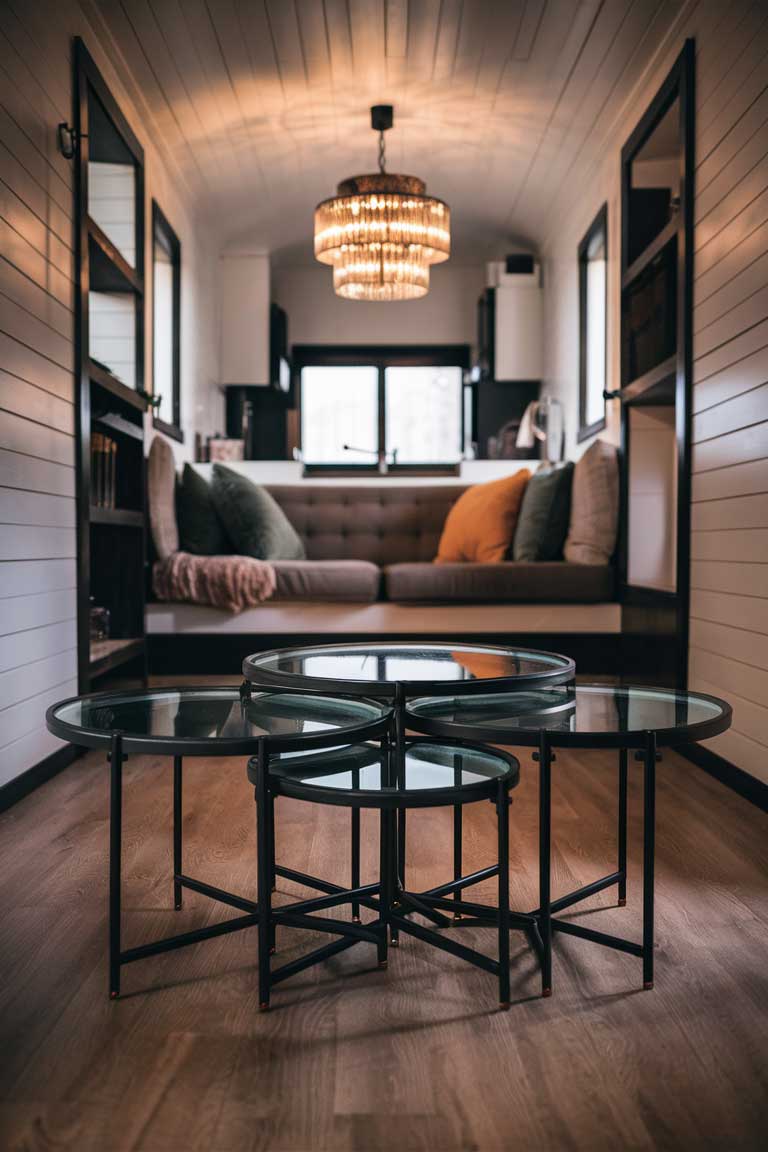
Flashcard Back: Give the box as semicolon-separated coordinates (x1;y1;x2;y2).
435;471;531;564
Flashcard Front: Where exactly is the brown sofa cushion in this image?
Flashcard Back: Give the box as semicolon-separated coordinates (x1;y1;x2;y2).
266;485;465;564
273;560;381;602
385;562;614;603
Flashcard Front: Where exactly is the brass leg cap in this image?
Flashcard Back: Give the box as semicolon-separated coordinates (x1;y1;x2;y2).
352;915;361;923
643;981;654;990
269;946;276;955
389;938;399;947
454;912;463;921
499;1001;511;1011
618;897;627;907
378;960;388;969
542;987;552;998
259;1002;270;1012
110;991;119;1000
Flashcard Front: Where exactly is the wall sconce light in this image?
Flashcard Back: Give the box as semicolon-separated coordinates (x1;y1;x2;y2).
57;122;78;160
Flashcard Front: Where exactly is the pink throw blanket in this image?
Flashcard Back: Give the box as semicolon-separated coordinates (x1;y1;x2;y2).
153;552;276;613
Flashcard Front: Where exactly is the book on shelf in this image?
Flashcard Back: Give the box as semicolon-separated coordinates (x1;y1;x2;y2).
91;432;117;509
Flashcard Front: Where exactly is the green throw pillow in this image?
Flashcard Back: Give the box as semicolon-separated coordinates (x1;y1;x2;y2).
512;463;574;562
211;464;306;561
176;463;231;555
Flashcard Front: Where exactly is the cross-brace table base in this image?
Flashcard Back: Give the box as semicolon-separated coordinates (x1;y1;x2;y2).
108;734;657;1002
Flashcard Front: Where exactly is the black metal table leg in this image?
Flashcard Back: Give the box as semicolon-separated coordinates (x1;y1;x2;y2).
109;731;124;999
618;748;627;906
497;780;511;1008
378;807;390;968
393;685;406;943
453;805;463;919
453;749;463;920
270;793;277;894
642;732;657;990
537;733;553;997
255;737;272;1010
173;755;183;910
351;768;361;922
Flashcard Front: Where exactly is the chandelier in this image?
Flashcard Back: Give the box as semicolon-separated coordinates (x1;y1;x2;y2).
314;105;450;301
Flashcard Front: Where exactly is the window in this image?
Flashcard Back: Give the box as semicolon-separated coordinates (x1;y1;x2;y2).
295;346;470;473
152;202;182;440
578;204;608;442
301;365;378;465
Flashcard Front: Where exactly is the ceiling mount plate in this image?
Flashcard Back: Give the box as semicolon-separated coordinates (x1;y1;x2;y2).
371;104;393;132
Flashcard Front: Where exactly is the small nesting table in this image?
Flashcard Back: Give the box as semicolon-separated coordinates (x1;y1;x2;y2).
46;686;391;997
249;738;521;1010
405;683;732;994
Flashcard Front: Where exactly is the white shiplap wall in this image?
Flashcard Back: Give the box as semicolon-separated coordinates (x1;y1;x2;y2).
541;0;768;783
0;0;218;790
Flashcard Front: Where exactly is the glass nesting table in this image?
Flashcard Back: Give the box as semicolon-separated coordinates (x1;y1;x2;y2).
242;640;576;699
250;739;522;1010
46;648;732;1005
243;641;577;943
46;687;391;997
405;684;732;994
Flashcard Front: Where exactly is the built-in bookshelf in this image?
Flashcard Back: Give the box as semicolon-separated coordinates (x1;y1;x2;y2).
74;40;148;691
617;41;694;688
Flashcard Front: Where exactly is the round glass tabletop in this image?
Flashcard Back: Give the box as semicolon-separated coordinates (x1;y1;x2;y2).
405;684;732;748
242;641;575;697
46;687;391;755
262;740;519;807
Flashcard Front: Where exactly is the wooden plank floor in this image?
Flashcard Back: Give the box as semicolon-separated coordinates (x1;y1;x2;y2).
0;729;766;1150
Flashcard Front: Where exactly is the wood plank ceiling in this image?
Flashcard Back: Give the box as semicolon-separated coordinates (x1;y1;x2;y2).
91;0;683;261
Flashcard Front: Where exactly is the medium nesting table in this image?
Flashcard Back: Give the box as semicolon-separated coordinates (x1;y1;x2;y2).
405;683;732;995
242;641;575;915
46;686;391;997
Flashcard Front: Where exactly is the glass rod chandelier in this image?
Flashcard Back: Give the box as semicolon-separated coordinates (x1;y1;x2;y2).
314;105;450;301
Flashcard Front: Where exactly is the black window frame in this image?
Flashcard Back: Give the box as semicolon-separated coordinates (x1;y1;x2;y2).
293;344;471;476
151;200;182;442
577;203;608;443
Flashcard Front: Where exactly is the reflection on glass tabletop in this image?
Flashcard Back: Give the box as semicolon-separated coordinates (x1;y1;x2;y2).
48;688;389;748
405;684;732;747
268;741;518;794
243;641;575;693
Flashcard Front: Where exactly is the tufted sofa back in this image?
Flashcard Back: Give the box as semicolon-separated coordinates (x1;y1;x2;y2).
266;484;466;565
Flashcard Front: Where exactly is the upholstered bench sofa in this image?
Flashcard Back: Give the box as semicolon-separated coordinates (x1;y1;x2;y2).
146;466;621;672
242;483;614;604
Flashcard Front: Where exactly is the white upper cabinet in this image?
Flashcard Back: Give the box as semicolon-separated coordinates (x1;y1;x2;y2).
487;262;544;381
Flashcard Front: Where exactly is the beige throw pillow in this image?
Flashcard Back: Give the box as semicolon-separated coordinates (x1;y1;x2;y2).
563;439;618;565
147;435;179;560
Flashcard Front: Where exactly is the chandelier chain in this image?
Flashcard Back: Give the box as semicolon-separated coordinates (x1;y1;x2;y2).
378;130;386;174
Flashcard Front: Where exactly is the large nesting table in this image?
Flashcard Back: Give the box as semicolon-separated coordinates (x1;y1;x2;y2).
405;683;732;994
46;686;391;997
